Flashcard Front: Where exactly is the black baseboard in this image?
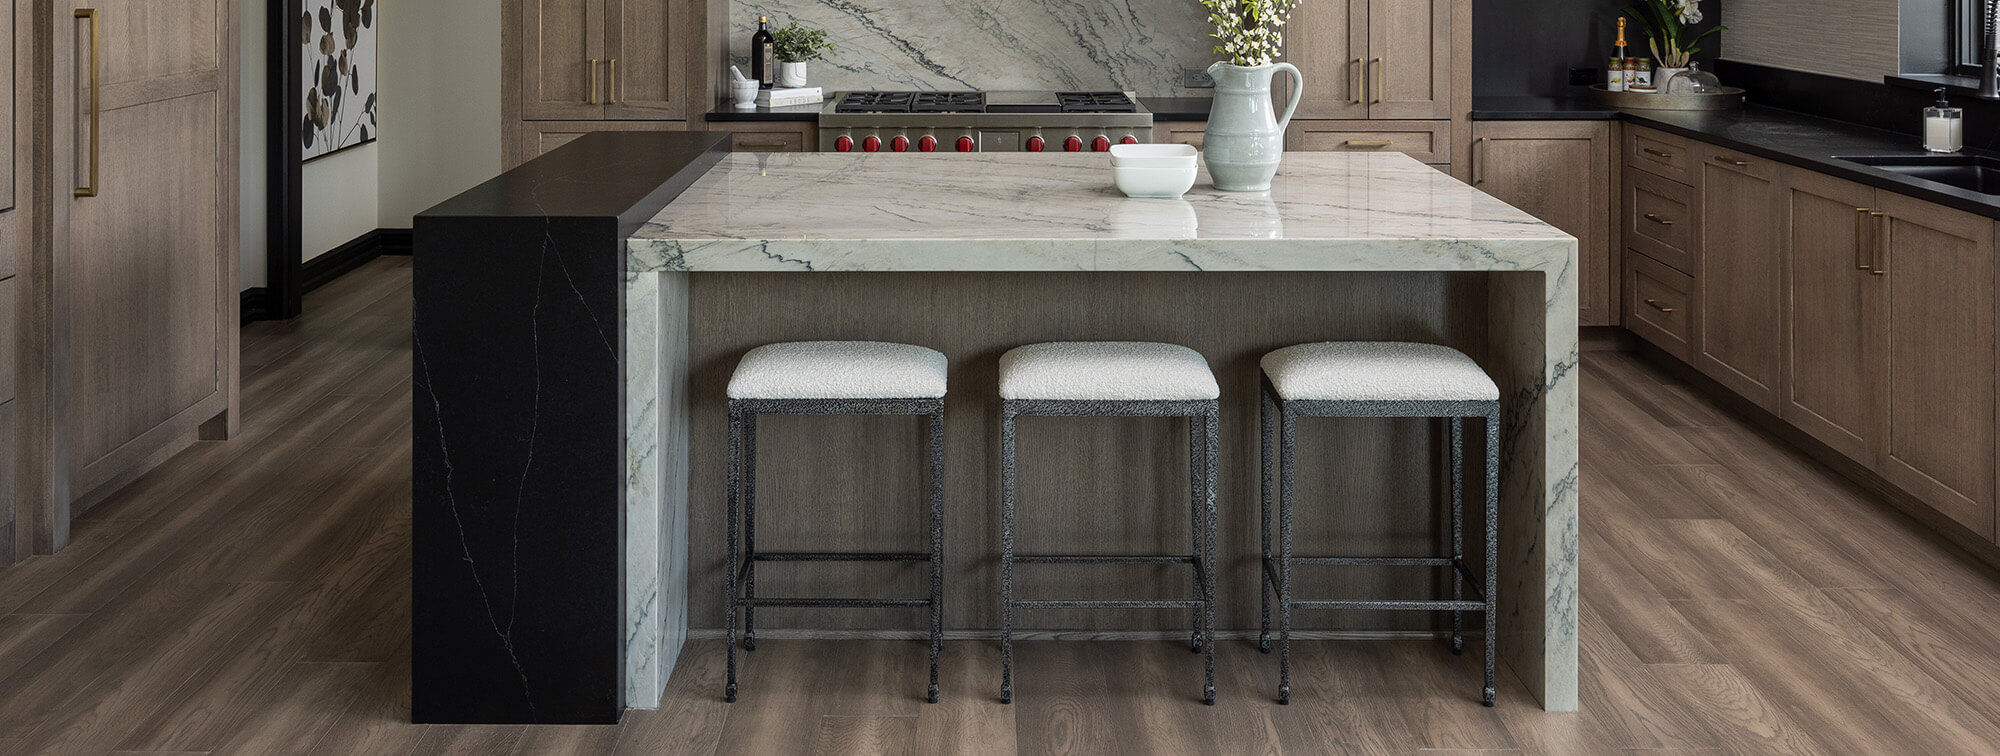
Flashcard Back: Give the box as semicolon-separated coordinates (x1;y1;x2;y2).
243;227;414;325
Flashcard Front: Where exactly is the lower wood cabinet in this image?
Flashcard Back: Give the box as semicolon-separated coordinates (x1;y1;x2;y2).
1624;249;1693;359
1288;120;1451;165
515;120;688;166
1693;143;1783;410
1470;121;1616;326
1782;169;1880;461
717;122;816;153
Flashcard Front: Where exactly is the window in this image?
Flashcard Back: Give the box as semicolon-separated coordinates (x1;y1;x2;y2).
1957;0;1992;75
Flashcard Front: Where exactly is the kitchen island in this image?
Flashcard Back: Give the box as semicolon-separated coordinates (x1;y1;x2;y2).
414;135;1578;723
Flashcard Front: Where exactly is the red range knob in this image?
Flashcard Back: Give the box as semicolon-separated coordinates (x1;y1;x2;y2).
862;136;881;152
1091;136;1111;152
1026;136;1046;152
891;136;910;152
918;135;937;152
1064;135;1083;152
1120;135;1139;145
834;136;853;152
956;136;975;153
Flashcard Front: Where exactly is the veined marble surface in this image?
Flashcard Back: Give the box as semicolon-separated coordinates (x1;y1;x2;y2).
626;149;1581;710
631;152;1575;272
731;0;1212;96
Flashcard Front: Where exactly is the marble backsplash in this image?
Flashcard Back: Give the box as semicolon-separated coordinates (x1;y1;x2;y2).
731;0;1217;96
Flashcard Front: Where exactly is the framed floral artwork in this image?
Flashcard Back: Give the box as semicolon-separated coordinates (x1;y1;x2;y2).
300;0;377;161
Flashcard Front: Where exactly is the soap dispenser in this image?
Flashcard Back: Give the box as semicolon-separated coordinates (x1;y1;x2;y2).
1925;88;1964;154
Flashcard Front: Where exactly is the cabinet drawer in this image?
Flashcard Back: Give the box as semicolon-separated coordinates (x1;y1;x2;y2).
1288;121;1451;164
1154;121;1207;148
727;126;814;153
1626;168;1696;273
1624;250;1694;360
1626;126;1693;183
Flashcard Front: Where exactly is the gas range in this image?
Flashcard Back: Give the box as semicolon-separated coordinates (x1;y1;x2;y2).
818;90;1153;154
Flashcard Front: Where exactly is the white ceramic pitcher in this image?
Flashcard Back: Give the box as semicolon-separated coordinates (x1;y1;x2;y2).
1202;61;1304;192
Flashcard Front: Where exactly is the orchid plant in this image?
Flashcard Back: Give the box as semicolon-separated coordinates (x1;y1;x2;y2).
1200;0;1301;67
1625;0;1724;68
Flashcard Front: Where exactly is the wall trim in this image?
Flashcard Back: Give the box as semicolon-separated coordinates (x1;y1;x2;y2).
243;227;413;325
240;288;273;325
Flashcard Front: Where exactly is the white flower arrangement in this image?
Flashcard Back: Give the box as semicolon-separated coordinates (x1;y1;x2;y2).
1626;0;1722;68
1201;0;1302;67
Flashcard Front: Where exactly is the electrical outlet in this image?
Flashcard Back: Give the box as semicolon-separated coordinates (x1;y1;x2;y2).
1184;67;1215;88
1569;67;1599;86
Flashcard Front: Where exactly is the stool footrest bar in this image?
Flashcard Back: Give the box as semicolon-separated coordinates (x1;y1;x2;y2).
752;552;930;562
737;597;933;609
1292;599;1487;611
1012;599;1207;609
1013;555;1196;565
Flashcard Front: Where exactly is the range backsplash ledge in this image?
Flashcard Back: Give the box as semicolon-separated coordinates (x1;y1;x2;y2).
731;0;1215;96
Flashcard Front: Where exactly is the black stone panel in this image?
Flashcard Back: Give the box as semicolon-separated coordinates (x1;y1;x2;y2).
412;130;728;724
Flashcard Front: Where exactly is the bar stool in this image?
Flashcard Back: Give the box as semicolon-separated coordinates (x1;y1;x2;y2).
997;342;1220;705
724;341;947;704
1257;342;1500;707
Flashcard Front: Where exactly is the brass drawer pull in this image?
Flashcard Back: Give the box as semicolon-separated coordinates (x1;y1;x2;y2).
1643;213;1674;226
737;140;790;148
1715;155;1751;167
1644;298;1676;314
1641;147;1675;159
1344;140;1394;148
1182;139;1203;148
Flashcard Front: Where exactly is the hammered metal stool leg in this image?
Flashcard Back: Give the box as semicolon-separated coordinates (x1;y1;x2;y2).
721;341;950;705
994;341;1223;707
1258;342;1502;708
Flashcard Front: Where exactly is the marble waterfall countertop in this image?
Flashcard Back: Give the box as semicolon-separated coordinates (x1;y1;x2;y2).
628;152;1576;272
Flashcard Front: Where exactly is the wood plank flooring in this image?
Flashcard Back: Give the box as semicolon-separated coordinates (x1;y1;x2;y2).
0;257;1997;753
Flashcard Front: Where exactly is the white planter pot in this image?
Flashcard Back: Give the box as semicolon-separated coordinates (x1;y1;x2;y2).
777;61;808;88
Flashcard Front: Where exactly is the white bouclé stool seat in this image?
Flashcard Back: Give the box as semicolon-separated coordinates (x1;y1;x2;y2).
998;342;1221;401
1260;342;1498;402
727;341;948;400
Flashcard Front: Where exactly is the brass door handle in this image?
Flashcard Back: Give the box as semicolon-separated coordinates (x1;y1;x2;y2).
1855;208;1873;271
75;8;99;198
1644;298;1676;313
1472;137;1487;185
588;58;600;104
1869;211;1888;274
1344;140;1394;148
1372;57;1385;104
1643;213;1674;226
1351;58;1364;104
607;59;618;104
1641;147;1675;159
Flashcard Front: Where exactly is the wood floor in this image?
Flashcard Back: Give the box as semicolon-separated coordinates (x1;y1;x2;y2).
0;256;1997;754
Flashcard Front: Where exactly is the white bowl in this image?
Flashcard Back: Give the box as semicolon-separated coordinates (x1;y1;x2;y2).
1110;143;1199;167
1113;162;1198;199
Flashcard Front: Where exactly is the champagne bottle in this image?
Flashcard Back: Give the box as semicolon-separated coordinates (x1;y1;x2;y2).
751;16;775;89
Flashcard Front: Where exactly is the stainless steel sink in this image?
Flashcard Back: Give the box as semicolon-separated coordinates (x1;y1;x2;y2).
1837;155;2000;195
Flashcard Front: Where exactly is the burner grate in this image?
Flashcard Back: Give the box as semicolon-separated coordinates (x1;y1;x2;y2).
1056;91;1137;113
911;91;986;113
835;91;917;113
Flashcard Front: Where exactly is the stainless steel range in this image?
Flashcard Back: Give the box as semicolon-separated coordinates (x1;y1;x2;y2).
817;91;1153;154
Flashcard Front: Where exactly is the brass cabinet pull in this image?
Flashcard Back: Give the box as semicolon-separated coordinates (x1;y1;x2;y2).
1715;155;1751;167
1643;213;1674;226
588;58;600;104
1472;136;1488;185
1869;211;1888;274
1344;139;1394;148
1855;208;1873;271
736;140;788;148
1644;298;1676;314
1641;147;1675;159
607;59;618;104
1182;139;1203;148
74;8;99;198
1372;57;1385;104
1350;58;1364;104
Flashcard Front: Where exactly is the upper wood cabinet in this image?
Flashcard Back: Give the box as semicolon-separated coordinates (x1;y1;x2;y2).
1284;0;1451;120
512;0;686;122
1692;143;1783;410
1470;121;1616;325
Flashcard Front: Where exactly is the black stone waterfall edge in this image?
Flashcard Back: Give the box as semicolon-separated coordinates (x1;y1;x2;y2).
411;131;729;724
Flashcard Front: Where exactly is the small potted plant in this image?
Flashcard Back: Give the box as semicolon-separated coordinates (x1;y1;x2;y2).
1625;0;1724;92
772;22;833;88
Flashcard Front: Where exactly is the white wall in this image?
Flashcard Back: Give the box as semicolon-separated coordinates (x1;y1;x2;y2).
238;0;504;288
377;0;503;228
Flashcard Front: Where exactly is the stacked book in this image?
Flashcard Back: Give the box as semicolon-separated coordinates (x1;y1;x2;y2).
757;87;823;108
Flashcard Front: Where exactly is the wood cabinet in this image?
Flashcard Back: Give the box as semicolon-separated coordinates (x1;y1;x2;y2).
1624;250;1693;359
521;119;687;160
1285;0;1451;120
1781;169;1879;461
1288;120;1451;165
1875;191;1996;536
718;122;816;153
1469;121;1616;325
1692;143;1783;410
505;0;692;167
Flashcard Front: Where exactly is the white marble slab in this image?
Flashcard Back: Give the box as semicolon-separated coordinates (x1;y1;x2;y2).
625;150;1580;711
